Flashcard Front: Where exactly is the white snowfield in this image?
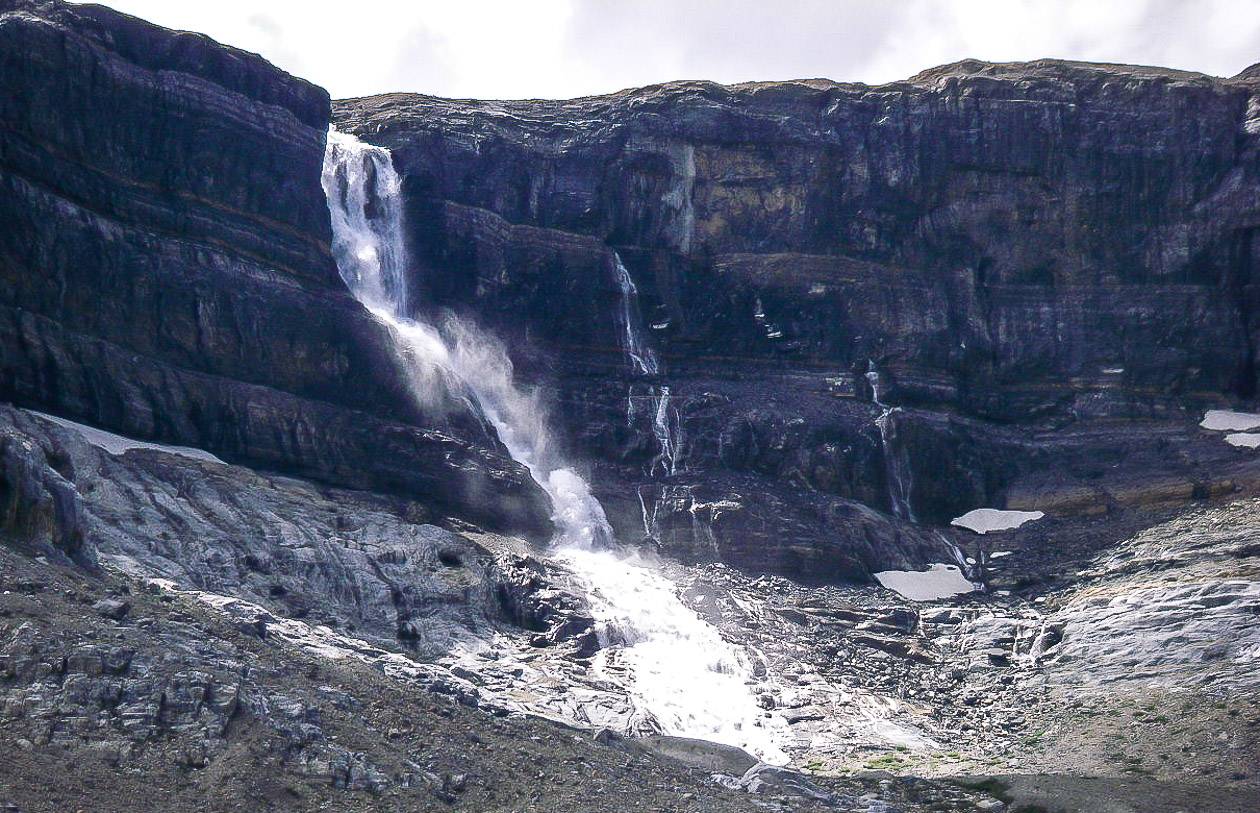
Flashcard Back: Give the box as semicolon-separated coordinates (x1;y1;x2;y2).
27;410;224;464
1200;410;1260;432
951;508;1045;534
1225;433;1260;449
873;563;976;602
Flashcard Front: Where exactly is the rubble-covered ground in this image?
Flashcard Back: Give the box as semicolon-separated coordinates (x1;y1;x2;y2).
1;405;1258;812
0;527;1007;813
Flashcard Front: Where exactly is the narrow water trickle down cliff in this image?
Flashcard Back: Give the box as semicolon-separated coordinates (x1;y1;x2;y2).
867;362;916;522
612;252;659;377
613;251;683;480
322;130;785;762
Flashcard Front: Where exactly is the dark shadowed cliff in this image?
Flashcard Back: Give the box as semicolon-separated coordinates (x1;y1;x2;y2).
0;5;1258;811
0;0;550;535
334;63;1260;578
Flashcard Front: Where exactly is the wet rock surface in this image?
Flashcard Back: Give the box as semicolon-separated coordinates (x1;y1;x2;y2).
0;0;550;537
335;62;1260;579
0;3;1257;811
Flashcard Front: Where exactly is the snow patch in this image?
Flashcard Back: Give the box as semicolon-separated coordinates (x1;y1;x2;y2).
1200;410;1260;432
951;508;1044;534
873;564;976;602
1225;433;1260;449
27;410;223;464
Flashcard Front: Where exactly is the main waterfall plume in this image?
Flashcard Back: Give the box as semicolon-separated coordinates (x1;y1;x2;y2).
321;129;784;761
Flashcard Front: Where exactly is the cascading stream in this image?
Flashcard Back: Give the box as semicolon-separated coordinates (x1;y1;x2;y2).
866;362;916;522
613;251;682;478
612;252;659;377
627;384;683;479
321;129;784;762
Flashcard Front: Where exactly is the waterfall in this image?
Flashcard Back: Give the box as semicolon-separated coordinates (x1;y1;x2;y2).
650;386;682;477
610;253;683;477
323;131;407;314
611;252;658;376
322;129;783;762
866;362;916;522
627;384;684;478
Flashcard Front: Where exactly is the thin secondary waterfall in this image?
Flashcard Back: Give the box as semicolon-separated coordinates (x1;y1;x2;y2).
613;252;682;477
627;384;683;478
611;252;659;376
321;129;782;762
649;386;682;477
866;362;916;522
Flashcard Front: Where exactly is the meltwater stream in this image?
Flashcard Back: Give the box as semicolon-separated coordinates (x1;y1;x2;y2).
322;130;784;762
866;362;915;522
611;251;683;478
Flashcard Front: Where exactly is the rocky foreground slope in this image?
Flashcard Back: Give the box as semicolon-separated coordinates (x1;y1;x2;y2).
0;2;1258;812
1;400;1256;812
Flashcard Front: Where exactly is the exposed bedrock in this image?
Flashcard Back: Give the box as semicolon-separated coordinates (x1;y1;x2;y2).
334;64;1260;578
336;62;1260;417
0;0;551;536
6;0;1260;581
0;405;513;655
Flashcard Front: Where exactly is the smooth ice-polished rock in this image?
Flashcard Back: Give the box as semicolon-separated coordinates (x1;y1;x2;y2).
2;405;506;653
0;0;551;536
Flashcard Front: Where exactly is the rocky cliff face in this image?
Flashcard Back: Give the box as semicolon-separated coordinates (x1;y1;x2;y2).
7;0;1257;580
334;62;1260;578
336;63;1260;415
1;6;1258;810
0;0;550;535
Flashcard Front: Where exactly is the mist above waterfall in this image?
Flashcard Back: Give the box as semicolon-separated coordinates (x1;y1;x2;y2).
321;128;784;761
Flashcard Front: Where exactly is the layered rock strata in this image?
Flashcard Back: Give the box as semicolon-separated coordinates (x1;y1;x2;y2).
0;0;550;535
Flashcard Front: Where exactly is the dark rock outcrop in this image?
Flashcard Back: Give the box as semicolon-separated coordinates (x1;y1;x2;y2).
491;552;598;654
336;63;1260;417
0;422;89;566
0;0;551;536
334;61;1260;578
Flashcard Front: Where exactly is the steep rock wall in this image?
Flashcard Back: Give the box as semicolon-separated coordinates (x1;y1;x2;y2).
335;61;1260;578
337;62;1260;416
0;0;551;536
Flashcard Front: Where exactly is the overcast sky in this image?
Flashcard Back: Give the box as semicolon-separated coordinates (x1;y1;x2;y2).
78;1;1260;100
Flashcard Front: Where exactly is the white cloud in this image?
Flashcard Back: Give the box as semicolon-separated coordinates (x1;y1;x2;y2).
72;0;1260;99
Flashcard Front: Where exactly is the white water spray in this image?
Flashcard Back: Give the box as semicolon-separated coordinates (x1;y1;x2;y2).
866;362;916;522
322;129;783;761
